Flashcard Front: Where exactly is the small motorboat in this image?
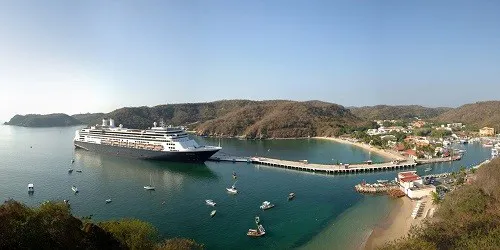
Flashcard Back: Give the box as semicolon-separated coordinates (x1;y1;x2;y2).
71;186;78;193
247;224;266;237
260;201;275;210
76;170;82;173
377;180;388;183
424;167;432;172
288;192;295;201
232;171;237;179
144;174;155;190
255;216;260;224
226;181;238;194
68;169;73;173
71;159;75;164
63;199;70;206
105;199;112;203
205;199;216;207
210;210;217;217
28;183;34;193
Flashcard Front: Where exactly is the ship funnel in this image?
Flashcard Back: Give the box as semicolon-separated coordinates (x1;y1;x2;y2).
102;119;107;126
109;119;115;127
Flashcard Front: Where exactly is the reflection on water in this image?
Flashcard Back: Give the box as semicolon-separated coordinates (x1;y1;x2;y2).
74;149;218;190
0;126;493;250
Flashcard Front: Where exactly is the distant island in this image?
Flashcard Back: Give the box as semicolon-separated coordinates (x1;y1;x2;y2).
5;100;500;136
4;113;83;127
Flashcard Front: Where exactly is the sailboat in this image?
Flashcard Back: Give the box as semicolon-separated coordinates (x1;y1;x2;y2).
226;181;238;194
144;174;155;190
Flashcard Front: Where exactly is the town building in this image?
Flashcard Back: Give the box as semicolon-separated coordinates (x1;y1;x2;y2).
479;127;495;137
447;123;463;129
412;120;426;128
404;149;418;160
396;171;436;199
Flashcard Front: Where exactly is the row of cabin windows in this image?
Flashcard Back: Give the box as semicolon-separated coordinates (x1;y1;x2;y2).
85;134;173;142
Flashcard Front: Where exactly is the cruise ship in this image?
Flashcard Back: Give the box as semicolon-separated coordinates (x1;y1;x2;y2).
74;118;221;162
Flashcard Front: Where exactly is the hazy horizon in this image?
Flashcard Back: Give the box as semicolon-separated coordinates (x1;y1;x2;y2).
2;1;500;121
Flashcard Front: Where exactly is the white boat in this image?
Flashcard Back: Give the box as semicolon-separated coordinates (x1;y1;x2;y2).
492;148;499;159
260;201;275;210
205;199;216;206
144;174;155;190
71;185;78;193
425;167;432;172
226;181;238;194
376;180;388;183
210;210;216;217
28;183;34;192
288;192;295;200
247;224;266;237
105;199;112;203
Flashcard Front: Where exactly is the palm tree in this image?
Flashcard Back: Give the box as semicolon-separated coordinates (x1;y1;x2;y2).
431;191;441;204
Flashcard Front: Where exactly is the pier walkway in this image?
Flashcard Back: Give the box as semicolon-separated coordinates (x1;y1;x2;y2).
209;155;418;174
251;157;417;174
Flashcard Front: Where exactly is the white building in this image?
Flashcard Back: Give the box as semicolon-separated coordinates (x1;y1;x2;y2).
396;171;436;199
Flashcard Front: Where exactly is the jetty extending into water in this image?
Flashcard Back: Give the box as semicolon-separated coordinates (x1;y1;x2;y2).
209;156;418;174
415;155;462;164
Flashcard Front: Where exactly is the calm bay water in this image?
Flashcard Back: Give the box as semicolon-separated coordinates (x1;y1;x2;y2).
0;125;491;249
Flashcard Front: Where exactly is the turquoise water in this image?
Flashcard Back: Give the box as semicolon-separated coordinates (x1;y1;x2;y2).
0;125;491;249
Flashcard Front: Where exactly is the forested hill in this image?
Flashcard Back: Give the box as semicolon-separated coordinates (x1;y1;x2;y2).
349;105;452;120
74;100;363;138
4;113;82;127
435;101;500;131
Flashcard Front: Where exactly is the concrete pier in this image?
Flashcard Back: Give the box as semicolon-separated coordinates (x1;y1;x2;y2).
209;156;418;175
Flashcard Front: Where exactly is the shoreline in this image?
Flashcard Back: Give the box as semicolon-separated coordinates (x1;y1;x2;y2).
363;196;435;249
313;137;406;161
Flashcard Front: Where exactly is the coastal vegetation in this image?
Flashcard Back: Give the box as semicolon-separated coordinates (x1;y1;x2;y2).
4;113;82;127
71;100;363;139
380;158;500;250
435;101;500;132
6;100;500;138
0;199;203;250
349;105;452;120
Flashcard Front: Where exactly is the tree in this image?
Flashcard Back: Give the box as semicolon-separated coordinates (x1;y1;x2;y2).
99;218;158;250
156;238;204;250
414;128;431;136
431;191;441;205
382;121;393;127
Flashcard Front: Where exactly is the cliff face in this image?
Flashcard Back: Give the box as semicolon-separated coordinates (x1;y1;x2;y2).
4;113;82;127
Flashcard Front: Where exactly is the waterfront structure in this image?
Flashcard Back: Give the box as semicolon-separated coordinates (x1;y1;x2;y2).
479;127;495;137
74;119;221;162
396;171;436;199
404;149;418;160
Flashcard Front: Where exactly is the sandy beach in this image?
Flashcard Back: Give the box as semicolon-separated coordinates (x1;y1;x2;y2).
363;196;436;249
314;137;406;161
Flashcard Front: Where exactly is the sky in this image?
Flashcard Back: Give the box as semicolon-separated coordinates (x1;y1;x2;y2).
1;1;500;121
